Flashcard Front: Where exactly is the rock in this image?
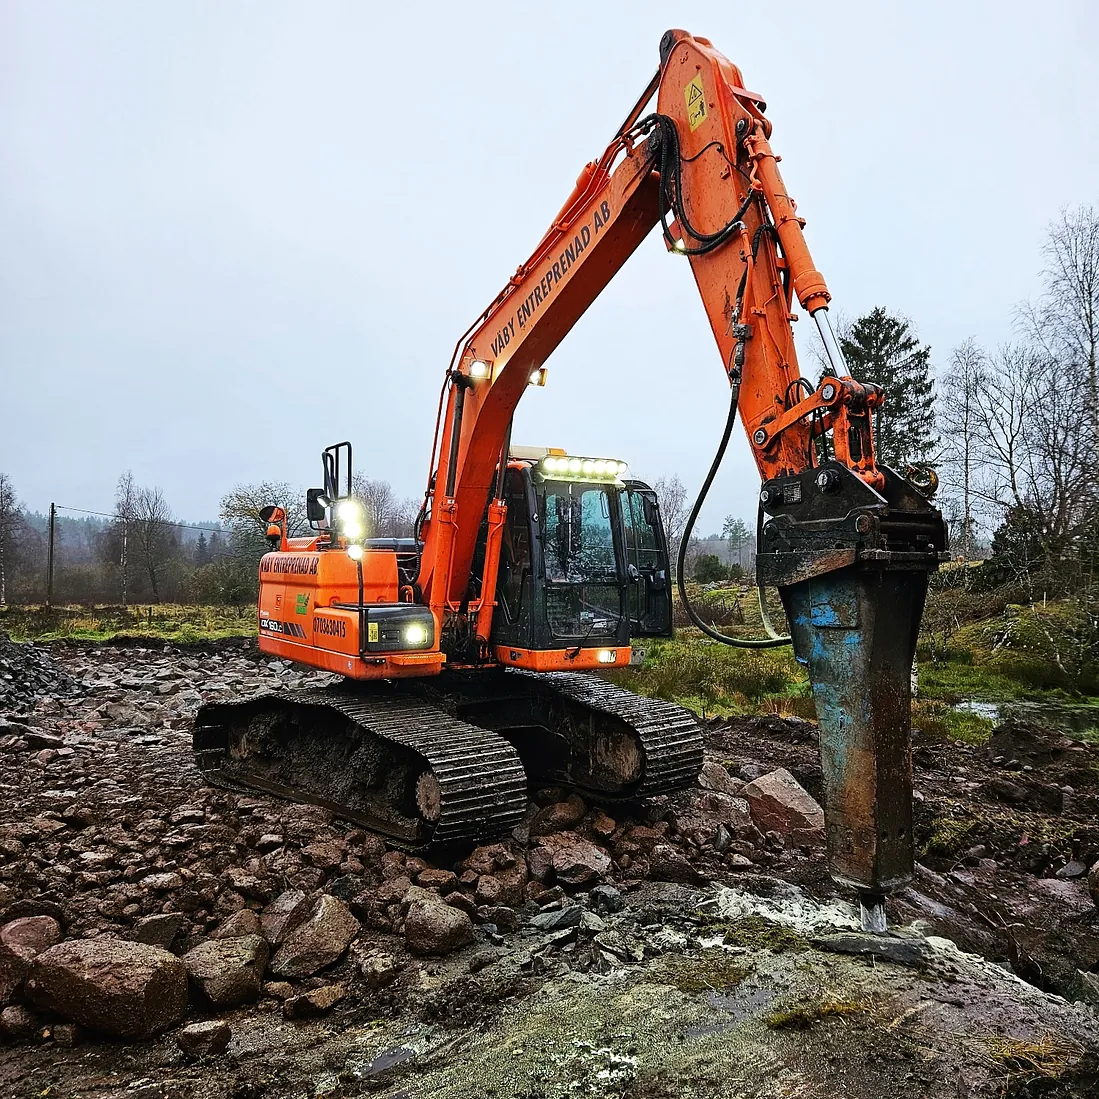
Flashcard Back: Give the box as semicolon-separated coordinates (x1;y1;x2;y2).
461;843;518;876
352;947;400;989
283;983;346;1018
547;837;611;888
263;981;294;999
1;916;62;961
25;937;187;1039
1056;860;1088;880
141;871;183;892
591;811;617;841
183;935;269;1007
530;795;586;836
0;1004;39;1041
474;875;504;906
529;905;583;932
648;844;707;886
404;892;475;956
588;885;625;915
132;913;188;950
326;874;368;903
50;1022;80;1047
222;867;271;901
176;1019;231;1058
210;909;262;940
416;868;458;892
261;890;310;945
1068;969;1099;1008
528;847;555;882
741;768;824;842
672;792;753;848
270;895;360;977
812;931;932;968
1087;861;1099;907
699;760;743;796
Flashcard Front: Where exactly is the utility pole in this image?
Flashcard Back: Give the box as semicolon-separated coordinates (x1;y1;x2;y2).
45;502;56;609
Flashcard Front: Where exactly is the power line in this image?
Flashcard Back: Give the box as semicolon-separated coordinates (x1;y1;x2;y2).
52;505;232;537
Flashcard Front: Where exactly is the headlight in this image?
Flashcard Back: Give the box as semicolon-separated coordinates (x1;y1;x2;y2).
336;499;362;523
596;649;617;664
343;519;364;540
347;544;364;561
404;623;429;646
469;360;490;379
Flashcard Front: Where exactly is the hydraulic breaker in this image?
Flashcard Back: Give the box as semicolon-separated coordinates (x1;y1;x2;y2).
757;461;947;929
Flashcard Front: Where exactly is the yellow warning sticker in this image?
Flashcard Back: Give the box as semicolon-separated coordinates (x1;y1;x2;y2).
368;621;379;643
684;74;707;131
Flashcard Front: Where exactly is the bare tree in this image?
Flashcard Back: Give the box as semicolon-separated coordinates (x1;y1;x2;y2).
351;475;416;539
131;486;174;603
653;474;688;572
1019;204;1099;469
114;471;138;606
0;473;21;606
938;338;985;561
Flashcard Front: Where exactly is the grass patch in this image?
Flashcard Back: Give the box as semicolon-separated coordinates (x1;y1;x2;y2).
651;949;750;994
695;914;811;954
0;604;257;644
604;636;806;718
764;996;866;1029
912;700;995;745
920;816;977;859
983;1034;1084;1081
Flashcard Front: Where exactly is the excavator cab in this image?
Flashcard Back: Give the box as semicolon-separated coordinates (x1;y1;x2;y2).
489;455;672;658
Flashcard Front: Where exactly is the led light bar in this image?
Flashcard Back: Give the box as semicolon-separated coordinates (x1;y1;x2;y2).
538;455;629;480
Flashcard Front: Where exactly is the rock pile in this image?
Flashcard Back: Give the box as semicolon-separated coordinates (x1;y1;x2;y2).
0;632;77;713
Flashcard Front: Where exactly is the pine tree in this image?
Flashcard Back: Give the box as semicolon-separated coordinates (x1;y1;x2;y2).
195;531;209;566
839;307;937;470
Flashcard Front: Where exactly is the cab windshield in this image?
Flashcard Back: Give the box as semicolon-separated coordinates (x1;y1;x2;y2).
539;481;622;639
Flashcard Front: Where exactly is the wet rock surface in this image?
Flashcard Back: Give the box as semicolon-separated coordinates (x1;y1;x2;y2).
0;641;1095;1097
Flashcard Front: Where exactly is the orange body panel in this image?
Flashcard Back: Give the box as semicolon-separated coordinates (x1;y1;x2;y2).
257;631;445;679
493;646;631;672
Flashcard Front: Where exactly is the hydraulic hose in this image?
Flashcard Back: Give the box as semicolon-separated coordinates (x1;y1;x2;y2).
675;386;792;648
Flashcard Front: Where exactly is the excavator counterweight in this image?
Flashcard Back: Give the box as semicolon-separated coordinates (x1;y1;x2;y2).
194;30;946;929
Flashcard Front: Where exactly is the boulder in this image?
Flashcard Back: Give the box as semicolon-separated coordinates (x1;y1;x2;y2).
183;935;269;1008
1;916;61;961
404;891;474;956
460;843;518;876
176;1019;231;1058
0;1004;40;1041
416;868;458;892
25;938;187;1039
260;890;310;945
210;909;262;940
351;946;401;989
698;760;744;797
529;905;582;932
741;768;824;843
1088;860;1099;909
530;795;586;836
270;894;360;978
0;916;61;1005
588;884;625;915
283;983;346;1019
543;836;611;888
132;913;188;950
648;844;707;886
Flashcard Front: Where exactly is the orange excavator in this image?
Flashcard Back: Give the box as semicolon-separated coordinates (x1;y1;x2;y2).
195;30;946;931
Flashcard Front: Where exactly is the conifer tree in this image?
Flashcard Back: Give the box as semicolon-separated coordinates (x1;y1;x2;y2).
839;307;936;469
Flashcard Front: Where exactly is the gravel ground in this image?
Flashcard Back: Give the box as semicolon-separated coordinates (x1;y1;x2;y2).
0;640;1096;1098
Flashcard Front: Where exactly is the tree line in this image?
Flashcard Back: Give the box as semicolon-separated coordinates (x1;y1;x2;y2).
0;472;416;607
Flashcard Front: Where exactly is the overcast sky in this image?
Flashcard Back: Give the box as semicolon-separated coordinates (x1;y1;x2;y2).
2;1;1097;530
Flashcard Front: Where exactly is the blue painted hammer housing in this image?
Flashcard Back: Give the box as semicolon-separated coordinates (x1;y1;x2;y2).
757;461;947;926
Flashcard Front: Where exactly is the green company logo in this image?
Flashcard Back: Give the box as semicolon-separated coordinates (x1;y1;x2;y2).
295;593;310;615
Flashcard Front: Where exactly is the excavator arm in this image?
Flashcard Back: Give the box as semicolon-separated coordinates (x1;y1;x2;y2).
417;29;947;925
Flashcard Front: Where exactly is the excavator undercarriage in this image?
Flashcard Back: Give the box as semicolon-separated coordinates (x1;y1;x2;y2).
194;672;703;847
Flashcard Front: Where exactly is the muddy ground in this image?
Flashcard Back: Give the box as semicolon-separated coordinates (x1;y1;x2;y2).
0;639;1097;1098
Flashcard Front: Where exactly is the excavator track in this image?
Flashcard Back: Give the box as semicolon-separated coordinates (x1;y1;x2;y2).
192;671;703;847
193;687;527;847
405;669;704;804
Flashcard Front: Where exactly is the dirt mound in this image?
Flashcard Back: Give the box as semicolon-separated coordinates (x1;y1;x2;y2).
0;632;77;713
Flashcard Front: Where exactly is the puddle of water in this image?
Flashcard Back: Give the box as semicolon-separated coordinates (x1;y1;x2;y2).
951;698;1099;738
356;1045;416;1077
